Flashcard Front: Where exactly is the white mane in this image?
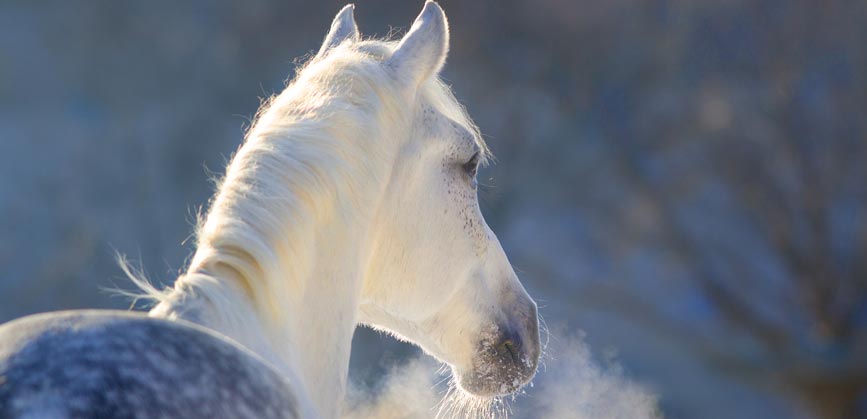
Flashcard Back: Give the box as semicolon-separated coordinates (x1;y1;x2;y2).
131;38;485;322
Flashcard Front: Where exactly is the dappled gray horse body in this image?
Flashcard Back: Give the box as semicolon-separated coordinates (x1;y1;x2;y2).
0;311;299;419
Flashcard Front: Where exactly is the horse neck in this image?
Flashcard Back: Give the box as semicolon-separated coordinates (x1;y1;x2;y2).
150;118;390;419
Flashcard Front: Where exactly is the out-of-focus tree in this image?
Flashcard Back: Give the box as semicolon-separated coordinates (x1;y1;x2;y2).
600;89;867;418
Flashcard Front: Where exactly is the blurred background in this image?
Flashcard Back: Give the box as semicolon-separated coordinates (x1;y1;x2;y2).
2;1;866;418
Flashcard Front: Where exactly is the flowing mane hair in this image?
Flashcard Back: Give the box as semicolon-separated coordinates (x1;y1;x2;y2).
124;38;486;329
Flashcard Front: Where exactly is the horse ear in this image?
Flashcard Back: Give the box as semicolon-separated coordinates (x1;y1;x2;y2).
387;1;449;87
316;4;360;58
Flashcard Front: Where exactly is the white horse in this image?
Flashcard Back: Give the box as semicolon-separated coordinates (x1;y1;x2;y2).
0;2;540;418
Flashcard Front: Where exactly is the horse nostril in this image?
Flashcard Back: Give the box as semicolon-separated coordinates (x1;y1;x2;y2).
500;339;521;364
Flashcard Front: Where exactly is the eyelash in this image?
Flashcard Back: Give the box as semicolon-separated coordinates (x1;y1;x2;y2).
463;152;480;179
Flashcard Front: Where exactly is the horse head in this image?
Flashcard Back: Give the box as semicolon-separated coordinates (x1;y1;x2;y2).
314;2;542;398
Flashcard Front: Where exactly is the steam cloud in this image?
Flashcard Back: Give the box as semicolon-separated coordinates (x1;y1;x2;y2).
343;329;662;419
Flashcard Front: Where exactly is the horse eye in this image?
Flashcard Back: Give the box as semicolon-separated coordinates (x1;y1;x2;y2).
463;152;480;178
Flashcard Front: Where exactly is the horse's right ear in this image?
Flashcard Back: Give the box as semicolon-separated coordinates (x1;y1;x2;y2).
316;4;359;59
386;1;449;88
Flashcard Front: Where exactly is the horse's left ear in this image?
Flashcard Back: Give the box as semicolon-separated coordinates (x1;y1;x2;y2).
316;4;360;59
387;1;449;87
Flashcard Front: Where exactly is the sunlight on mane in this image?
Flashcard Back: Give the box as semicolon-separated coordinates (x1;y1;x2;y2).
121;36;490;316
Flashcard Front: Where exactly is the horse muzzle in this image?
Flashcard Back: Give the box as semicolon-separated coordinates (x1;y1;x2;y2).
459;300;540;397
